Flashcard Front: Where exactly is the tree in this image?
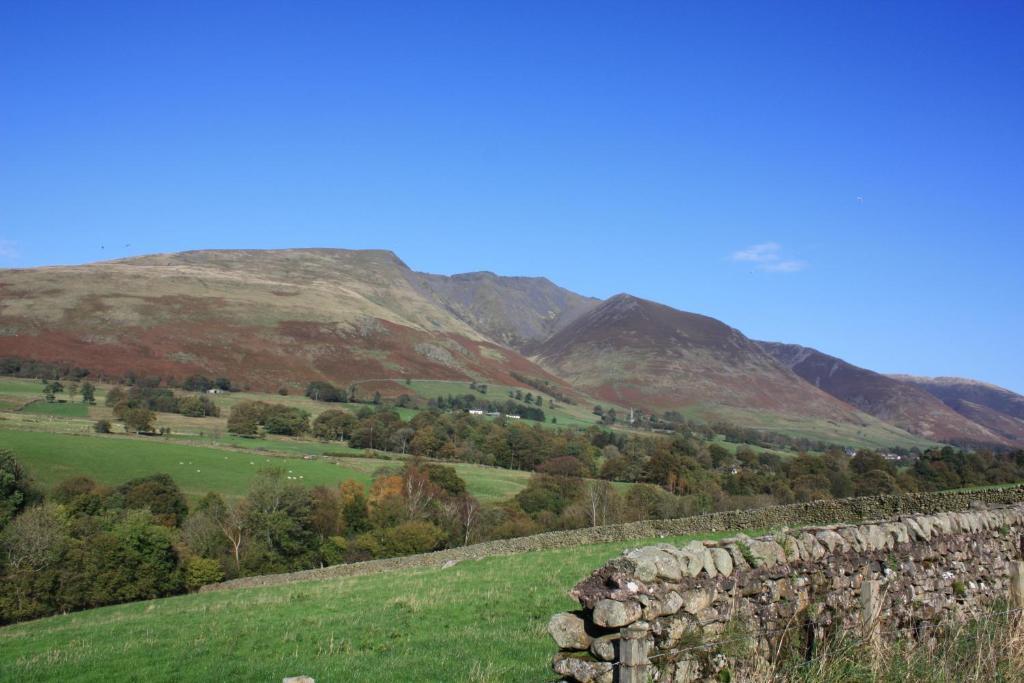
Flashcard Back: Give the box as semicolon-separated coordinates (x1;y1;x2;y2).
121;407;155;434
339;481;371;535
227;402;261;436
215;498;248;574
177;395;219;417
1;450;38;530
67;382;79;403
390;427;415;455
305;381;345;403
42;380;62;403
262;406;309;436
182;375;214;392
0;504;70;620
93;419;112;434
440;494;480;546
312;410;354;441
309;486;344;542
854;469;901;496
80;382;96;404
75;510;184;605
111;474;188;527
0;504;69;573
243;470;317;573
585;479;615;527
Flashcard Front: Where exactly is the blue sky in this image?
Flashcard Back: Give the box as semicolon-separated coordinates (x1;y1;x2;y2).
2;2;1022;392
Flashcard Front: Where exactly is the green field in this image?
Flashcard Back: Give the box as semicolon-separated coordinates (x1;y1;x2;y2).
0;429;531;503
0;379;49;395
0;529;738;682
676;403;941;451
20;400;90;418
393;379;612;429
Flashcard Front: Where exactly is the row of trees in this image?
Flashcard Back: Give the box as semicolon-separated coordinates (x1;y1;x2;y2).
0;458;187;624
105;386;220;433
4;438;1024;625
41;380;97;404
0;448;485;624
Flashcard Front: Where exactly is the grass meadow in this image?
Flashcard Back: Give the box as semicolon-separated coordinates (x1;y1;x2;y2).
0;429;531;503
0;530;739;682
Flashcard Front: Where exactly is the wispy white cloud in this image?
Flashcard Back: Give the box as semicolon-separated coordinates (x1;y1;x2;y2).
730;242;806;273
732;242;781;263
761;259;806;273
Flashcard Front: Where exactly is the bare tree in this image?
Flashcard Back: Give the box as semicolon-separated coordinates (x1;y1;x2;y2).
458;495;480;546
202;498;248;573
586;480;613;527
439;495;481;546
403;466;433;519
390;427;415;455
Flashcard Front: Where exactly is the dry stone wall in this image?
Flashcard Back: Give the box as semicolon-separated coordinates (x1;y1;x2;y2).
205;486;1024;593
549;502;1024;682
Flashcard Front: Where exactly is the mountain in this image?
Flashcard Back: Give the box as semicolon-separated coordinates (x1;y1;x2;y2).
531;294;883;426
760;342;1009;447
1;248;1008;449
409;271;599;350
0;248;575;392
890;376;1024;445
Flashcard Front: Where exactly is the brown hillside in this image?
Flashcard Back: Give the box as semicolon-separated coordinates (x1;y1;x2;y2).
891;375;1024;445
760;342;1009;447
891;376;1024;421
0;249;575;392
532;294;870;422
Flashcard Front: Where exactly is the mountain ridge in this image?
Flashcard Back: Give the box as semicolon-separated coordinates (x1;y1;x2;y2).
1;248;1017;449
759;341;1012;447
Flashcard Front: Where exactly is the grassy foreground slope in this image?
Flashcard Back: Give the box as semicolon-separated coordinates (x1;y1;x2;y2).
0;531;732;682
0;429;532;503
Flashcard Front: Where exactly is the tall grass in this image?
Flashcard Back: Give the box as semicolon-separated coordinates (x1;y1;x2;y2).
751;607;1024;682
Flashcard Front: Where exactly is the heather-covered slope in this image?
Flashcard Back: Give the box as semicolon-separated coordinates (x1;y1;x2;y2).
0;249;572;392
760;342;1009;447
891;375;1024;446
533;294;876;424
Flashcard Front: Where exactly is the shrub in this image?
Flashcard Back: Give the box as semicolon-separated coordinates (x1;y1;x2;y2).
184;556;224;592
93;419;112;434
319;536;348;566
381;520;445;557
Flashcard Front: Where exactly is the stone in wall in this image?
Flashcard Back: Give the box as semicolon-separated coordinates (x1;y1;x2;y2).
551;502;1024;682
